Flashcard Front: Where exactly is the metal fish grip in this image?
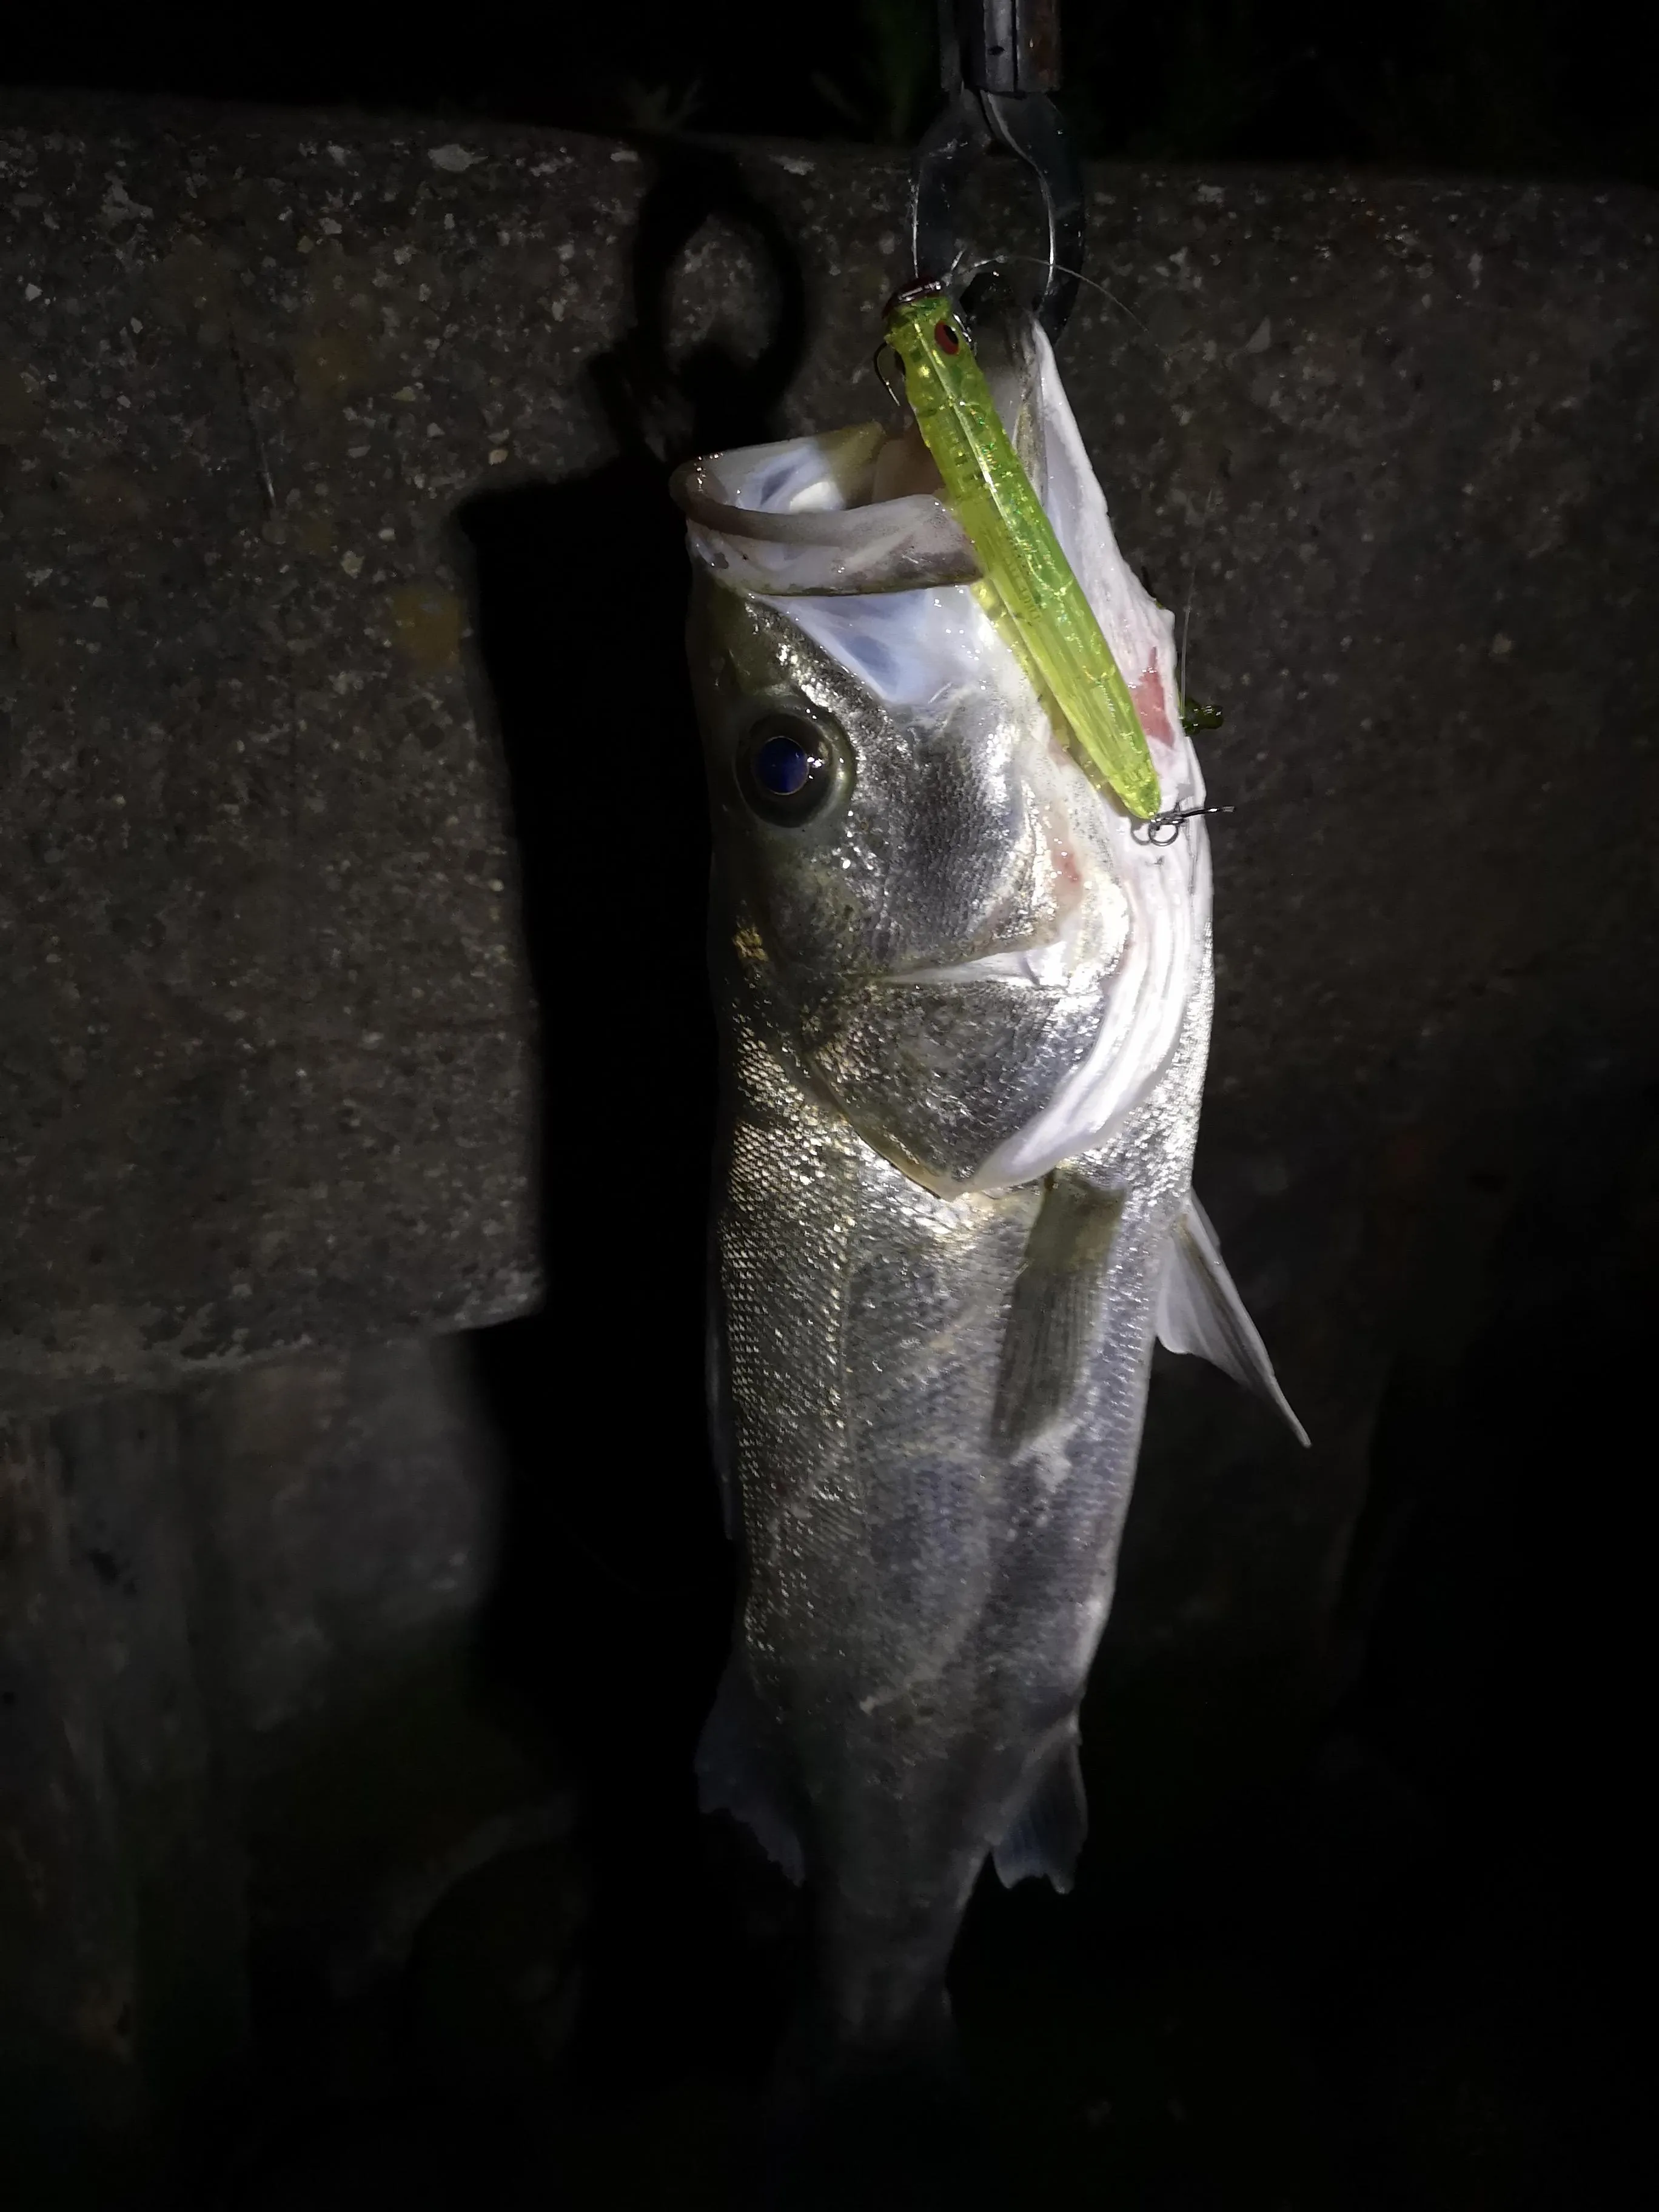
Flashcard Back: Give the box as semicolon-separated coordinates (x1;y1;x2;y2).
910;0;1085;341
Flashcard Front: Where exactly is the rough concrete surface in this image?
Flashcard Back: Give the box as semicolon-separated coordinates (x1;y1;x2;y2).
0;1338;559;2203
2;96;1655;1424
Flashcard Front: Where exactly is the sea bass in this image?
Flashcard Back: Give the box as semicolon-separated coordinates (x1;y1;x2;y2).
672;297;1305;2066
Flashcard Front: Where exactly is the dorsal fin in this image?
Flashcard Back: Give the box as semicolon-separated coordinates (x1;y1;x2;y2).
1156;1193;1310;1447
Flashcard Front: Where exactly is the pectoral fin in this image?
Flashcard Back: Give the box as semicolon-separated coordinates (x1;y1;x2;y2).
994;1176;1124;1449
1156;1193;1310;1447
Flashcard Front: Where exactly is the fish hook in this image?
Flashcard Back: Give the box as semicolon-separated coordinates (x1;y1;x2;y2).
873;339;908;422
1132;802;1236;847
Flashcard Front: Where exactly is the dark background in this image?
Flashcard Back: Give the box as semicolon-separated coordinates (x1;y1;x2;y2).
5;1;1659;186
3;8;1651;2208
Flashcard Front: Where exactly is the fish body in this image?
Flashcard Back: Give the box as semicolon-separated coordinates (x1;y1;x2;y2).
672;301;1303;2063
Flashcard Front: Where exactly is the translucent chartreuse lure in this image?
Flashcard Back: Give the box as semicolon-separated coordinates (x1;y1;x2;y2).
883;287;1161;820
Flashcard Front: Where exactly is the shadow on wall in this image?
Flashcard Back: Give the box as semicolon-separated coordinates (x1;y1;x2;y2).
452;138;807;2096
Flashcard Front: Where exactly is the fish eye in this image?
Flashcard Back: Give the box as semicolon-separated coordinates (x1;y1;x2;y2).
736;712;849;826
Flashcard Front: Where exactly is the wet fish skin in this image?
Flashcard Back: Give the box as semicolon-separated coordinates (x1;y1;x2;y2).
690;590;1210;2055
708;926;1208;2054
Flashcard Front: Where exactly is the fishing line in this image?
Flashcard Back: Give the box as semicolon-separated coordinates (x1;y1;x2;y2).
1179;480;1218;706
874;254;1168;418
953;253;1171;361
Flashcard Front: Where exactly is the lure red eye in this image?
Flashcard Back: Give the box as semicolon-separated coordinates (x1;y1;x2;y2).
934;321;960;354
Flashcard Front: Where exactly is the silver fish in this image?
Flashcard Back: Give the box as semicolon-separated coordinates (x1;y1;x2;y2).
672;302;1305;2067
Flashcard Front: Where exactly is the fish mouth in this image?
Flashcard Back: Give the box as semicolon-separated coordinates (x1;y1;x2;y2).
882;936;1074;989
875;851;1131;995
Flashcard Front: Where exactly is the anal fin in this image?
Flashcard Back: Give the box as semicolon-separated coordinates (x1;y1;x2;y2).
696;1657;806;1885
992;1735;1088;1895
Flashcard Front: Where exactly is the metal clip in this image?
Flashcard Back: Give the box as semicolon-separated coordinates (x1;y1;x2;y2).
1131;803;1236;847
910;1;1085;342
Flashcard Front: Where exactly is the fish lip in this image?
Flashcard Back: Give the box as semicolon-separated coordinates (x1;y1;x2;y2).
880;868;1105;992
879;937;1070;988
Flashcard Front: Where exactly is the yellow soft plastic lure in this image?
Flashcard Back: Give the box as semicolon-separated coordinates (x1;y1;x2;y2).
884;287;1161;820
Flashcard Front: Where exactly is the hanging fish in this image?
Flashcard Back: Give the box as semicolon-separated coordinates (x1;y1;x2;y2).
671;286;1305;2077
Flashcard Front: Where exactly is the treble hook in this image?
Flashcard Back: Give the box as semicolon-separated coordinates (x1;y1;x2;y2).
872;339;908;420
910;1;1084;343
1132;803;1236;848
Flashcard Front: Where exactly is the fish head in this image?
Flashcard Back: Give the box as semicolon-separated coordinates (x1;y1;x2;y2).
692;574;1139;1196
677;303;1208;1198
